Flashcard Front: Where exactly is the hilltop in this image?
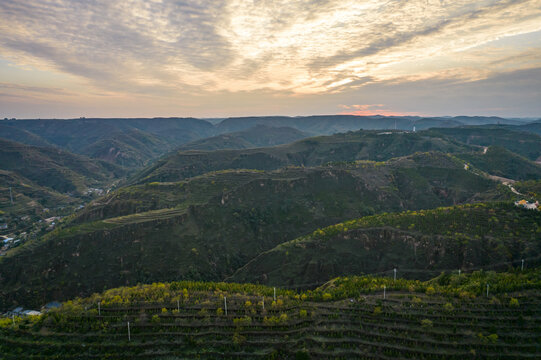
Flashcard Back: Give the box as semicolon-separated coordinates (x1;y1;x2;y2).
130;130;471;184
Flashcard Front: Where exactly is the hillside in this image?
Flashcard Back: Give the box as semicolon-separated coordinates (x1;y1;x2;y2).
1;269;540;359
0;124;53;147
0;170;74;216
426;126;541;162
2;117;535;170
230;203;541;286
214;115;523;134
130;130;470;184
456;146;541;181
0;152;513;309
80;129;173;167
0;139;124;195
178;125;310;151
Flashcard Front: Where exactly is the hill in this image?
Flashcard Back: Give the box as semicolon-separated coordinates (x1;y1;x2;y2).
0;152;513;309
0;124;53;147
456;146;541;181
2;116;533;169
130;130;471;184
0;139;124;195
426;126;541;162
1;269;540;359
80;129;173;167
214;115;523;134
178;125;310;151
230;203;541;286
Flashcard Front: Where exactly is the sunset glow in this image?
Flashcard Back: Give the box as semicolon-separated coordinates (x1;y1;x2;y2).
1;0;540;118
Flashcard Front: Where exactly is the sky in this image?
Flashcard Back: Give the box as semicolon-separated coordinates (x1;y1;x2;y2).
0;0;541;119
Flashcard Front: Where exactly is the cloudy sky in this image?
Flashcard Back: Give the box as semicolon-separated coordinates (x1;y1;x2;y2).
1;0;540;118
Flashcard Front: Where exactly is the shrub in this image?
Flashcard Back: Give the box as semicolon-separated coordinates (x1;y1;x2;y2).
373;306;382;315
322;293;333;301
299;309;308;317
216;308;224;316
509;298;519;307
421;319;433;328
443;302;454;312
412;297;422;305
233;316;252;326
425;286;436;295
232;331;246;345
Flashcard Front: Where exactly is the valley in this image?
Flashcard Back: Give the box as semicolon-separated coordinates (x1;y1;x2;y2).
0;116;540;359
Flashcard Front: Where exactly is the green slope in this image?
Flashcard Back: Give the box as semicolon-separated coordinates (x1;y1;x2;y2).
131;130;471;184
230;203;541;286
1;269;540;359
426;126;541;161
80;129;173;167
178;125;310;151
457;146;541;181
0;139;124;195
0;152;513;309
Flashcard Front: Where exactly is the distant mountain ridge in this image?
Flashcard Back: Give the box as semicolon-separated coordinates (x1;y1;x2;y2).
1;115;536;167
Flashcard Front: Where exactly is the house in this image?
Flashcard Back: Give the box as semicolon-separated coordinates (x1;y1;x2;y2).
22;310;41;316
515;200;540;210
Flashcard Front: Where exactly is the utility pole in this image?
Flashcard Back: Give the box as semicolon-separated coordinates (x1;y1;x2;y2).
521;259;524;271
262;297;265;310
383;285;386;300
486;283;489;298
98;302;101;316
224;297;227;316
458;269;461;276
273;287;276;301
12;315;15;326
127;321;131;342
177;299;180;312
9;187;13;205
393;268;397;281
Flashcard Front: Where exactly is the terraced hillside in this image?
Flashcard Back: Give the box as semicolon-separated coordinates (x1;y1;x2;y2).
230;203;541;286
1;269;540;359
0;152;513;308
131;130;471;184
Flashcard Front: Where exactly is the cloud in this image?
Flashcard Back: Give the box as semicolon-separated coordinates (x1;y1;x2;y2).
338;104;421;117
0;0;540;118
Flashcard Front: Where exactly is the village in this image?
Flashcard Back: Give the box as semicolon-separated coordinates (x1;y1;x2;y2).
0;214;65;256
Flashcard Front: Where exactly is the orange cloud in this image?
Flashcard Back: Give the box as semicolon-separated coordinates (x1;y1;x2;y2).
338;104;422;117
